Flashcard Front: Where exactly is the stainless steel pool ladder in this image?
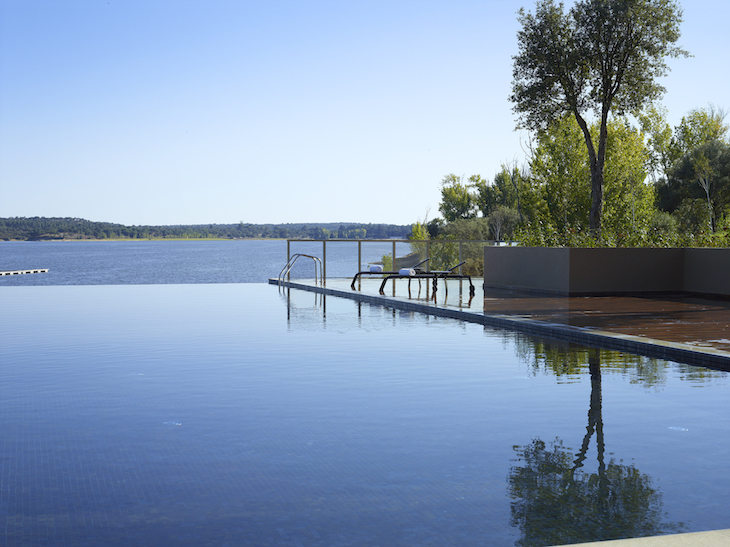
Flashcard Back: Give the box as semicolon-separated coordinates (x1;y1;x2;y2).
278;254;323;285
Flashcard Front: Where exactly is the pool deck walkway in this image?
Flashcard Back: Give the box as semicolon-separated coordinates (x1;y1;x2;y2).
270;276;730;371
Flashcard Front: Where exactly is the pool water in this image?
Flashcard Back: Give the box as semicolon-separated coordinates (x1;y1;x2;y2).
1;284;728;546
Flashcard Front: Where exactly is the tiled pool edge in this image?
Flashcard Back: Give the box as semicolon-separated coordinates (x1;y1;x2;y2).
270;279;730;371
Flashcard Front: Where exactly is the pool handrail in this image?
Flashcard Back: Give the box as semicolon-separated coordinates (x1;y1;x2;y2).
278;254;323;286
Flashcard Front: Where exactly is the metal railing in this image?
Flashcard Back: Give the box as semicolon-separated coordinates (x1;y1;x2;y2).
284;238;513;281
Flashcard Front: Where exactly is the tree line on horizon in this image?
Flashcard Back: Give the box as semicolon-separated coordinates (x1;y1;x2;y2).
0;217;412;241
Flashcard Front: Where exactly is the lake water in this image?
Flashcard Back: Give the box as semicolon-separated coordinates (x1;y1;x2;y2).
1;242;729;546
0;239;412;285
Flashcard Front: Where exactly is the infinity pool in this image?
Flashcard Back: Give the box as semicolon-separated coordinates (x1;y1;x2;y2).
1;284;728;546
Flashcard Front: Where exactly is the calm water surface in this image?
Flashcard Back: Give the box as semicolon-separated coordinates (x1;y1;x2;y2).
0;239;409;285
1;283;728;546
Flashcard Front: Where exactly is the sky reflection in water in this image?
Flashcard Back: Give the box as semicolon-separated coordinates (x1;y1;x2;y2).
0;283;728;546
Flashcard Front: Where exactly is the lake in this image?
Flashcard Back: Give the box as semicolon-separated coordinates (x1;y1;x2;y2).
0;239;413;285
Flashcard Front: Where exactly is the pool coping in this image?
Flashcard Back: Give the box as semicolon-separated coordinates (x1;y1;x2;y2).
269;278;730;371
567;528;730;546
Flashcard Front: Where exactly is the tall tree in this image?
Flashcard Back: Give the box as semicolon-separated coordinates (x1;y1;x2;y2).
528;115;653;244
511;0;688;239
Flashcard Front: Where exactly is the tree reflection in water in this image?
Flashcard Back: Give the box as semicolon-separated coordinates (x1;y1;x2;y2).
510;334;725;388
507;349;683;547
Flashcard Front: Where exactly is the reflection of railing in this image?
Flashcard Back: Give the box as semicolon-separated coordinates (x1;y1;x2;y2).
278;254;323;285
286;238;513;280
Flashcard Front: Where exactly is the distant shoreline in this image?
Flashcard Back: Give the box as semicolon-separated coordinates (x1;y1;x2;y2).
1;237;283;242
1;218;412;242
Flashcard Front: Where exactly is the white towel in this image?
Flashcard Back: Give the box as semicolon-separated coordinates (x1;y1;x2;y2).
369;265;383;273
399;268;416;276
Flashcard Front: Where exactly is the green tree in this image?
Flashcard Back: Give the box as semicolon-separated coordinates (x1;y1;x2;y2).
602;121;654;245
653;105;729;214
438;174;478;221
638;104;675;183
647;210;679;246
409;221;428;241
474;168;513;216
670;140;730;233
474;175;504;218
511;0;689;239
439;217;491;240
487;206;521;241
426;218;443;239
408;221;429;263
693;149;715;231
523;116;653;245
474;164;546;229
437;218;492;275
530;115;591;232
674;105;729;156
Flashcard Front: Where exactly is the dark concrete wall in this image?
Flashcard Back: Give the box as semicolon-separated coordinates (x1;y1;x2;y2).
483;247;728;296
684;248;730;296
568;248;683;293
483;247;570;293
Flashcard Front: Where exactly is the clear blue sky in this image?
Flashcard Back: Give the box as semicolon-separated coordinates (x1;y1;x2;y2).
1;0;727;226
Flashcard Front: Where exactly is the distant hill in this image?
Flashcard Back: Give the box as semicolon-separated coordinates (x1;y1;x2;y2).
0;217;413;241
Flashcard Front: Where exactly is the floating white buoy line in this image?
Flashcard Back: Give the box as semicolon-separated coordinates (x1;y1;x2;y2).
0;269;49;276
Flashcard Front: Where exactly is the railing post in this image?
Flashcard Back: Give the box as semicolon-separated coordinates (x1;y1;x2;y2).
426;240;430;272
392;240;396;271
286;240;291;280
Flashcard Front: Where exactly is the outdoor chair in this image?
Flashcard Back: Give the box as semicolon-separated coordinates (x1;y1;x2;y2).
350;258;429;290
378;261;475;296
